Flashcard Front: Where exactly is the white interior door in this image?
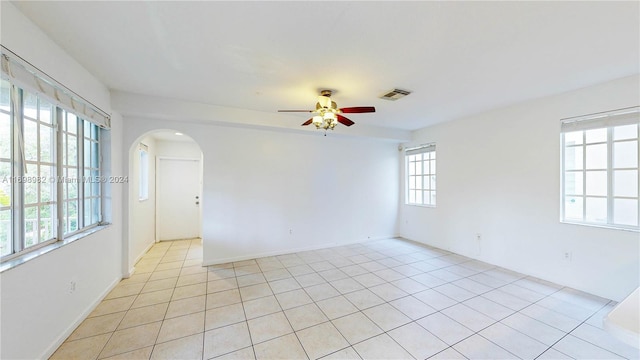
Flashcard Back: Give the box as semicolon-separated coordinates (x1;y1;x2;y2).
157;158;201;241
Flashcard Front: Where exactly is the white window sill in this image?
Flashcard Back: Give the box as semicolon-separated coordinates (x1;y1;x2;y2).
405;203;436;208
560;220;639;233
0;224;111;273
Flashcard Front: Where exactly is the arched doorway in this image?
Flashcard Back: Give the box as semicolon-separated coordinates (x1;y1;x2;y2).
125;129;203;275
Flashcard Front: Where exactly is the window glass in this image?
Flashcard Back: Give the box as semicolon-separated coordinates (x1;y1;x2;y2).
561;112;639;230
613;141;638;168
1;79;106;259
139;148;149;201
405;145;436;206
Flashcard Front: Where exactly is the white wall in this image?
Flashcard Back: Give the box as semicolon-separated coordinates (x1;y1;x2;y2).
128;135;156;269
120;116;399;270
0;3;124;359
155;139;202;158
399;75;640;302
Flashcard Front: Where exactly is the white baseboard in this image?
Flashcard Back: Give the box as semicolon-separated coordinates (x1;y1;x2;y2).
127;241;155;277
40;276;122;359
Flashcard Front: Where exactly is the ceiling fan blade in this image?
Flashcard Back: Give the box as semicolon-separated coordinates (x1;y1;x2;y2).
337;114;355;126
301;118;313;126
340;106;376;113
278;110;314;113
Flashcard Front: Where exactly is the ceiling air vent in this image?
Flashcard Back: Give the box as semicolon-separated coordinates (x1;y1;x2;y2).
379;88;411;101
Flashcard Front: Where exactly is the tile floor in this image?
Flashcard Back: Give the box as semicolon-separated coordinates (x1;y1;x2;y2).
51;238;639;360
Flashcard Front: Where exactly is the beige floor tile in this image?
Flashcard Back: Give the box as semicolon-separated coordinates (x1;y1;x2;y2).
262;268;291;282
208;268;236;281
208;278;239;293
239;283;273;301
166;294;206;318
118;302;169;330
332;312;383;345
352;333;412;360
389;295;437;320
316;296;359;320
99;321;162;358
206;289;241;309
54;238;612;360
151;333;203;360
268;278;301;294
243;295;282;319
295;273;326;287
205;303;246;330
119;273;152;285
305;283;340;302
247;312;293;344
254;333;308;360
330;278;365;294
148;268;182;281
180;265;207;276
131;289;174;309
135;264;159;274
101;346;153;360
51;333;111;360
172;283;207;300
232;260;256;268
203;322;252;359
213;346;256;359
142;278;178;293
156;311;205;343
258;261;285;272
89;296;136;317
161;255;187;264
154;261;184;271
284;303;329;331
362;303;412;331
416;312;474;346
183;258;203;267
68;311;126;341
275;289;313;310
320;346;362;359
296;322;349;360
237;273;267;287
344;289;385;310
106;283;145;300
388;322;448;359
176;272;208;287
368;283;408;302
234;264;261;276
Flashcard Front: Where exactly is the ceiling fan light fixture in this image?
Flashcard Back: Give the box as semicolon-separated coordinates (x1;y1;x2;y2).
278;89;375;132
318;94;332;108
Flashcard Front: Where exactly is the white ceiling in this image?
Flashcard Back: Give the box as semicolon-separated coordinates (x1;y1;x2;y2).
11;1;640;131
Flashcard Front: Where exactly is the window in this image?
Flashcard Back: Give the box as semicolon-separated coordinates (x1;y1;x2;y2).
1;78;106;259
561;107;639;230
138;144;149;201
405;144;436;206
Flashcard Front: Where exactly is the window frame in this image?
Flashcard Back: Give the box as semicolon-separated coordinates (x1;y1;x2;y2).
1;80;106;262
560;108;639;231
405;143;436;207
138;144;149;201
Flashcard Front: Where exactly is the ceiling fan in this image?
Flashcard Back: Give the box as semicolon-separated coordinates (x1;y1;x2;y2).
278;90;375;130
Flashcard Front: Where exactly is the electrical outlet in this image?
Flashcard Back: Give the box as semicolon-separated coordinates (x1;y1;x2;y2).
563;251;572;262
69;281;76;293
476;233;482;241
289;229;293;235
